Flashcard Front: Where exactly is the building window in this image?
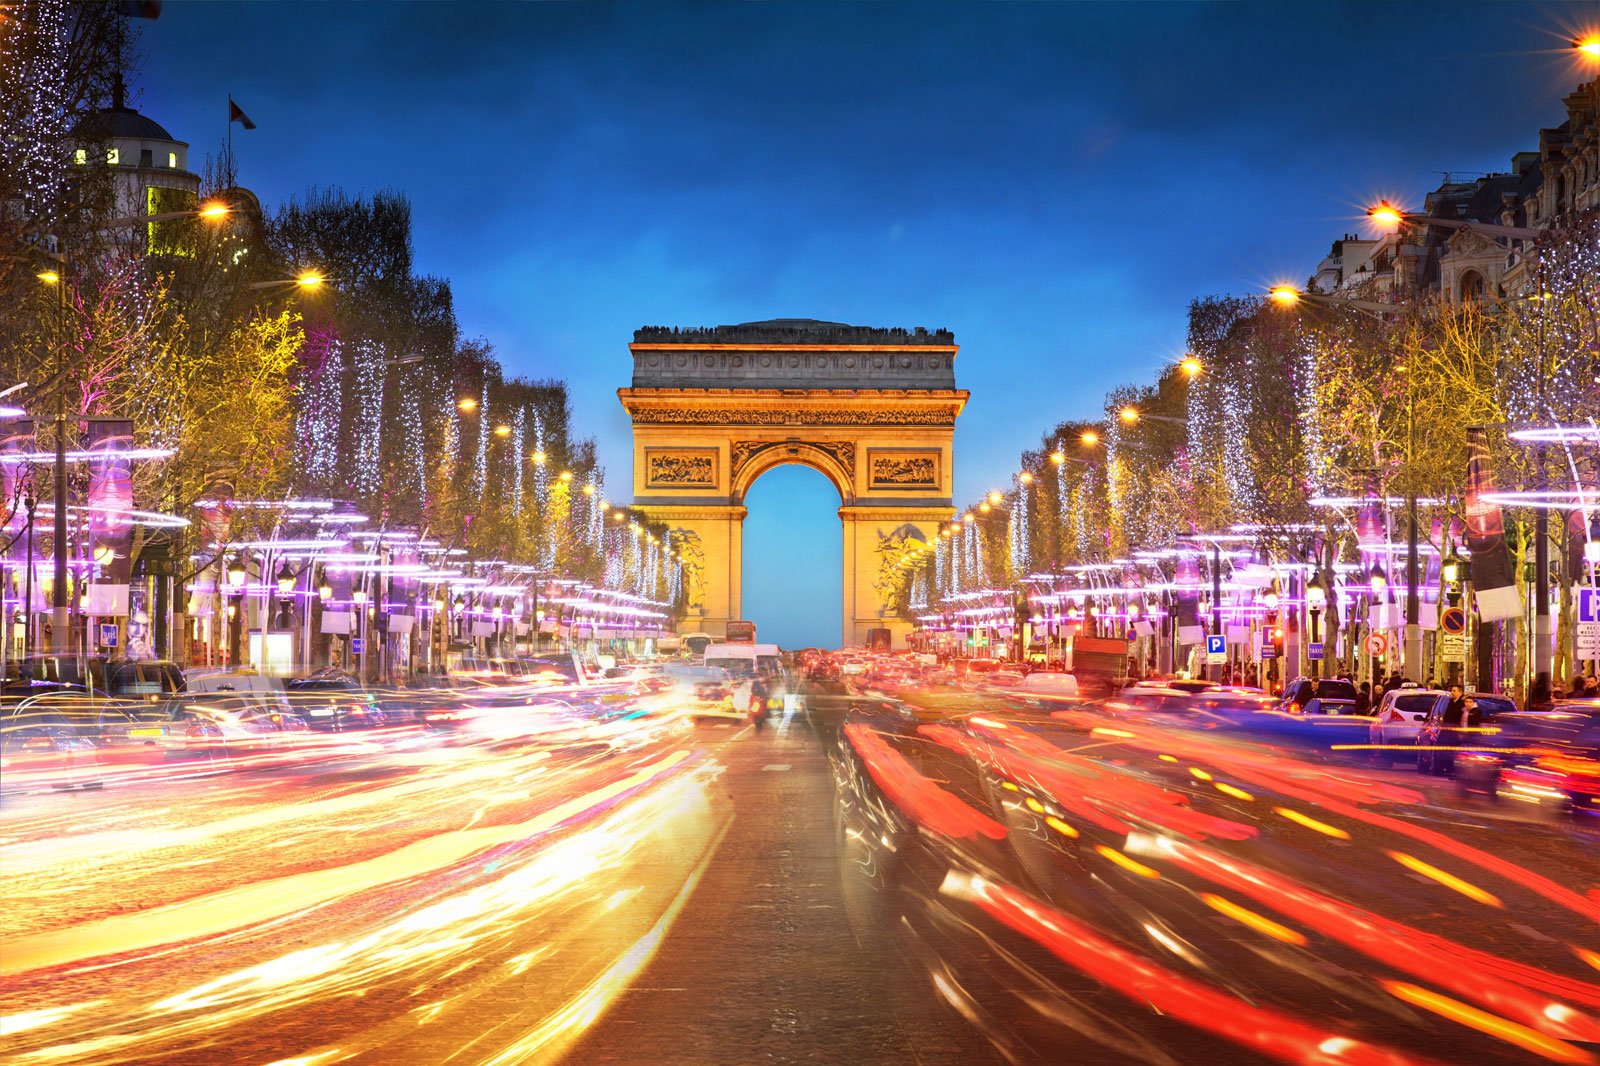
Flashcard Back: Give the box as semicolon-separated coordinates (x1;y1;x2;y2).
139;148;153;167
167;151;177;168
106;147;119;165
74;148;86;165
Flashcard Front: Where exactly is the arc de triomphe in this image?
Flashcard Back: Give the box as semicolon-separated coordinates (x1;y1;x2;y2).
619;319;967;648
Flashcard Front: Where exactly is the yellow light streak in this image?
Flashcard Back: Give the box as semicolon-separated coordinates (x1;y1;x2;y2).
1200;893;1308;945
1381;981;1593;1063
1213;782;1254;802
1274;807;1350;839
1386;850;1503;908
1094;844;1161;879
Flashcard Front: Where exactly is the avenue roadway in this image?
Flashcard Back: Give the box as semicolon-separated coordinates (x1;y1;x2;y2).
1;676;1596;1065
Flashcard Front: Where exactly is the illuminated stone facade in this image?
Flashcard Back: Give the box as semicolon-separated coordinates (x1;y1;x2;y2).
620;320;966;648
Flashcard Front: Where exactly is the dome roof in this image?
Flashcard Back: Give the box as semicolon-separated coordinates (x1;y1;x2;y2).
71;105;177;143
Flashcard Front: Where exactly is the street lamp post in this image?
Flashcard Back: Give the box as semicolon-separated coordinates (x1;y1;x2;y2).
1306;574;1326;680
1369;562;1388;684
1210;542;1223;683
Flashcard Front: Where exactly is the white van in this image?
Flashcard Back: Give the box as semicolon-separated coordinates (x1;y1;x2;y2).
702;643;786;717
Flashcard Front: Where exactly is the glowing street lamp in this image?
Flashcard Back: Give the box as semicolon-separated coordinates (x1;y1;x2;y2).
1269;284;1302;307
226;557;248;588
1081;430;1100;447
456;397;479;413
987;490;1002;506
1179;356;1203;377
1019;471;1033;484
1050;450;1066;465
493;424;511;437
531;450;547;466
1574;34;1600;59
559;470;573;482
1368;563;1388;595
275;562;295;596
1366;200;1405;228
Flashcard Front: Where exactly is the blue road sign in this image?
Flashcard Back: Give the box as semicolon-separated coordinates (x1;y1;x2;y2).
1308;641;1324;661
99;623;118;647
1205;634;1226;655
1580;588;1600;624
351;637;365;655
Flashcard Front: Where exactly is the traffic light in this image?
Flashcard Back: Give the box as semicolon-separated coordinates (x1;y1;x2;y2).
1270;626;1285;654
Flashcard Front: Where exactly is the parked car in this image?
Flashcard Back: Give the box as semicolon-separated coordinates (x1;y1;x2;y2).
1279;676;1358;713
8;655;184;702
1454;702;1600;809
1367;688;1448;762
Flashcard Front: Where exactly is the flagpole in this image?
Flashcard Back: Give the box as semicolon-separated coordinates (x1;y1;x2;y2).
226;94;232;173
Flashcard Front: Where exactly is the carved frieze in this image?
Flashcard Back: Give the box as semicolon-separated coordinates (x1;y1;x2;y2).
868;449;941;490
644;448;718;488
730;439;856;482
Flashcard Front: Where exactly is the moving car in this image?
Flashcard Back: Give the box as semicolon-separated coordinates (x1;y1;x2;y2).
284;676;388;732
0;692;163;791
159;693;311;761
1414;691;1517;775
1454;701;1600;809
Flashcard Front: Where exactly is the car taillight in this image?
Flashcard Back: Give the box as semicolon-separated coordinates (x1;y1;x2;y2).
1384;710;1402;723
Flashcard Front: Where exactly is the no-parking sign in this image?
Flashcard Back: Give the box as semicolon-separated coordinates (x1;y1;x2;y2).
1363;632;1389;657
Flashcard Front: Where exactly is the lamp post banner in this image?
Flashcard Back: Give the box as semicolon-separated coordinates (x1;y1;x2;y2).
1174;551;1201;629
1463;427;1519;621
1;419;34;534
86;419;135;586
1356;479;1384;550
1564;508;1589;582
1424;514;1443;590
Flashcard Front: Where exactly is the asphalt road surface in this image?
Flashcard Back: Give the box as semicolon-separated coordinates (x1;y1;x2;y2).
3;677;1597;1065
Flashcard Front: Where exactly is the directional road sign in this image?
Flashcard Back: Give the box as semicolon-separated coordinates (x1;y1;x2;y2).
1579;587;1600;624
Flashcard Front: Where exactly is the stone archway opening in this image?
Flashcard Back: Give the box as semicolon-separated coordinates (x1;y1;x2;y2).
619;319;967;649
740;463;844;649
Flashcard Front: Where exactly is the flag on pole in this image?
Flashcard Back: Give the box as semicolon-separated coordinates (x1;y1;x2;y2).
228;97;256;130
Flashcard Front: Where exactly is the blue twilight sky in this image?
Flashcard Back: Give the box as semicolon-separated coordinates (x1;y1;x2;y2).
135;1;1596;649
